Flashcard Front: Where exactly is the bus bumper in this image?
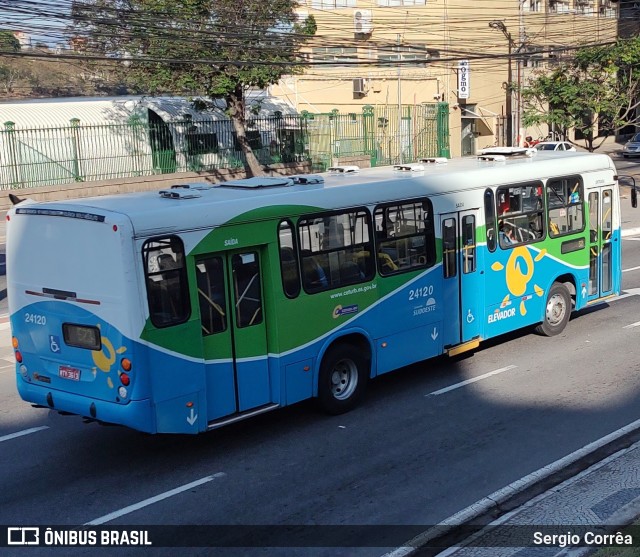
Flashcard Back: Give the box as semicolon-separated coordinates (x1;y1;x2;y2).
17;379;156;434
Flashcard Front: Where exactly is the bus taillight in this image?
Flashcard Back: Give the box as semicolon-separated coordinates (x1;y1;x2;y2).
120;373;130;386
12;337;18;349
121;358;132;372
15;350;22;363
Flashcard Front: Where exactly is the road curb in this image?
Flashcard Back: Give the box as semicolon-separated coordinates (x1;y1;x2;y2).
382;418;640;557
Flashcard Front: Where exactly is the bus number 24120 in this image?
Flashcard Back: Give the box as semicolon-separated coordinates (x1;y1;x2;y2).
408;285;434;301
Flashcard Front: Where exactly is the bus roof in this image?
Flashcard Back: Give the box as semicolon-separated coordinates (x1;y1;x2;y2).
13;151;615;238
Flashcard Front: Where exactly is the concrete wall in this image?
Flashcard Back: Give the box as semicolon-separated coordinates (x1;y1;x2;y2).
0;162;312;213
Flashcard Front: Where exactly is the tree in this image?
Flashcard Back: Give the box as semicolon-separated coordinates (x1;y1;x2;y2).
0;31;20;52
70;0;316;176
521;38;640;152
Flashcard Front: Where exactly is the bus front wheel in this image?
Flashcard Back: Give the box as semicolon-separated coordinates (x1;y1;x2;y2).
317;344;368;415
536;282;571;337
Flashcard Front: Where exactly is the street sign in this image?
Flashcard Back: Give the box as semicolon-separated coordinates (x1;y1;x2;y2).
458;60;470;99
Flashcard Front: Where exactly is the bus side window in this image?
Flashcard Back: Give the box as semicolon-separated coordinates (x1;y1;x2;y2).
547;177;584;238
143;236;191;328
496;183;544;247
278;220;301;298
484;189;497;252
298;209;374;293
373;199;436;276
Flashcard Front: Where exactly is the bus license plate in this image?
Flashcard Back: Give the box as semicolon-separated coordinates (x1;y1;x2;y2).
59;366;81;381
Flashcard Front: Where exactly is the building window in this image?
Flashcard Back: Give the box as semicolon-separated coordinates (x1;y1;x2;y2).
377;0;426;5
377;45;436;66
311;46;359;66
310;0;355;8
599;0;617;17
549;0;570;13
575;0;595;15
529;0;541;11
524;46;544;68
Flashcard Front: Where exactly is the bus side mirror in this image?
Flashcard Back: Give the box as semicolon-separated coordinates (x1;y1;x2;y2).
618;175;637;208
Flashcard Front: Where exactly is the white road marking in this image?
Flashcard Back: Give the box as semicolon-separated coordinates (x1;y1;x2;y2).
623;321;640;329
380;416;640;557
622;237;640;241
427;365;518;396
0;426;49;443
608;287;640;302
0;322;10;331
622;265;640;273
84;473;226;526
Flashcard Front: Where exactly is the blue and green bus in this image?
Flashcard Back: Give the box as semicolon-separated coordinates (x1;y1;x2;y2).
7;150;622;433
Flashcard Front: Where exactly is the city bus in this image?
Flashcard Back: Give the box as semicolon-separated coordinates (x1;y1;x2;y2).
7;149;622;434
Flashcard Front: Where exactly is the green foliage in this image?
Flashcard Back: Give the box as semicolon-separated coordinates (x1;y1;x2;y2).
70;0;315;175
0;30;20;52
521;38;640;151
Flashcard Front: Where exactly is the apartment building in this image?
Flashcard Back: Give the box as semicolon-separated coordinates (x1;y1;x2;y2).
270;0;619;157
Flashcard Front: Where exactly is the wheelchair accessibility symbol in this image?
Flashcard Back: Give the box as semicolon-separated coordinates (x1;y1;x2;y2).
49;335;61;353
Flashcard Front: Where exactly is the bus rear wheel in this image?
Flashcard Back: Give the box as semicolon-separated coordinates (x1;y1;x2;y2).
536;282;571;337
317;344;368;415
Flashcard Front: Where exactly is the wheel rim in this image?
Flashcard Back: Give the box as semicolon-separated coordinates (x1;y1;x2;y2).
546;293;567;327
329;358;358;400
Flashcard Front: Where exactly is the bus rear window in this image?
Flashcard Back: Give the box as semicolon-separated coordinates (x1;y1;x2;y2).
143;236;191;328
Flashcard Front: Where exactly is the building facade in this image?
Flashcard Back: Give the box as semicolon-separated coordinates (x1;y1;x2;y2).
270;0;620;157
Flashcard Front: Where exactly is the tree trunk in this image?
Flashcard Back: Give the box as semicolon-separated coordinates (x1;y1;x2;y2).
226;86;264;177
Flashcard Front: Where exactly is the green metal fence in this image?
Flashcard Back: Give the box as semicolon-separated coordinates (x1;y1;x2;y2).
304;103;450;171
0;103;449;190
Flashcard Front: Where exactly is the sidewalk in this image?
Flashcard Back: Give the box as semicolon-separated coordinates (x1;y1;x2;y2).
420;434;640;557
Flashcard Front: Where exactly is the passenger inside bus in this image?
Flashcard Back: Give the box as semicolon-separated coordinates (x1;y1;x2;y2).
301;250;329;290
498;221;516;247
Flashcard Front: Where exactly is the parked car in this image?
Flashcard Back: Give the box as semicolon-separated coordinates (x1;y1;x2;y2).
622;133;640;158
535;141;577;152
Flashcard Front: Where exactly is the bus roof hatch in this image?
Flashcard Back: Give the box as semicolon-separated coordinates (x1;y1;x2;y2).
218;177;294;189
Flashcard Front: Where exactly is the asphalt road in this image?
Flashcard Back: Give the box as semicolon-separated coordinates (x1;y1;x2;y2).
2;167;640;556
0;236;639;557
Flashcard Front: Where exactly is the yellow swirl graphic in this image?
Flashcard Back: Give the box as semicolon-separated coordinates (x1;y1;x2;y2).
92;337;116;372
505;247;534;297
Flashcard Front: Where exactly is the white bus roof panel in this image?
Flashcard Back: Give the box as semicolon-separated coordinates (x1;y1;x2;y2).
12;151;615;238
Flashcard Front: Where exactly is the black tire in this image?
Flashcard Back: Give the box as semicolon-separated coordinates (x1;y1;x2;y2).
535;282;572;337
317;343;369;415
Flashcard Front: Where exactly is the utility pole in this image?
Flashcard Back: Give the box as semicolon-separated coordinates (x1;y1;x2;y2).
489;20;514;147
397;33;403;163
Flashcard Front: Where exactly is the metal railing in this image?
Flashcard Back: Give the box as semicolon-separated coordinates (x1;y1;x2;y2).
0;104;450;190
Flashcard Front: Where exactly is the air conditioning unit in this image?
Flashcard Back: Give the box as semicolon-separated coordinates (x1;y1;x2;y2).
353;78;366;95
354;10;373;34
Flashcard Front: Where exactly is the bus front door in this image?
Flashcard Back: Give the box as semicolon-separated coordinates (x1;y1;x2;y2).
441;210;482;348
587;187;618;301
195;249;272;422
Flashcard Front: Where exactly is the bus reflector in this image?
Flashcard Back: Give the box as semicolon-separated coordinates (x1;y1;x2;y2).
12;337;18;349
15;351;23;363
186;401;194;408
120;373;130;386
121;358;132;372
